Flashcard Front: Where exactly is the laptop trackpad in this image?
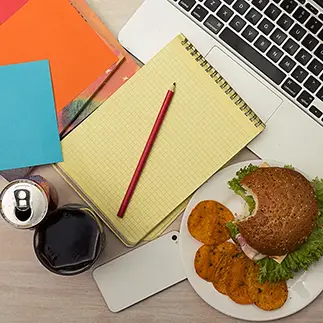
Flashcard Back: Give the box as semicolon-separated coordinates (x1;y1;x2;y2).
206;45;282;123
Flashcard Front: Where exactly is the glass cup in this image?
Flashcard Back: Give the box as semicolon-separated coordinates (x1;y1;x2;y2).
33;204;105;275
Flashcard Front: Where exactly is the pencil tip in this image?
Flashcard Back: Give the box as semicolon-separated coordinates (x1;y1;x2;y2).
173;82;176;86
170;82;176;92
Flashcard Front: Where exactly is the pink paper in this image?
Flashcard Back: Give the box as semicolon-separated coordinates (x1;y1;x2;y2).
0;0;29;24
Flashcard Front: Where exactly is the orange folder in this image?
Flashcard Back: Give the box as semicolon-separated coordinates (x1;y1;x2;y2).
0;0;118;112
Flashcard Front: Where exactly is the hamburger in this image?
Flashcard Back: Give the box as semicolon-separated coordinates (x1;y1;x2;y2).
226;164;323;283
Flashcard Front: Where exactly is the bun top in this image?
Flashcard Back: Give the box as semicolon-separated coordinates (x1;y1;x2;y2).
237;167;318;256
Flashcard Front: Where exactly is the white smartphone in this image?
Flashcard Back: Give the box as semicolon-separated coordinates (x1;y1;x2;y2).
93;231;187;312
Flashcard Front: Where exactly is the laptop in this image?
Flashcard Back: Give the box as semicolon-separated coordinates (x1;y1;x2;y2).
119;0;323;178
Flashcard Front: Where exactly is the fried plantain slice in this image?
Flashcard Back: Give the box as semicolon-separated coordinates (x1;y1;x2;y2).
188;200;234;245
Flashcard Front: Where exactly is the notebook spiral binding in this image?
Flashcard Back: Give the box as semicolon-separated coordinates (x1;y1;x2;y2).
180;37;265;128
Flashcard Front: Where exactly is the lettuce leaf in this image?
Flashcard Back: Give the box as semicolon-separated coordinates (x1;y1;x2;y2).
226;221;239;238
284;165;295;170
257;214;323;282
228;164;323;283
313;178;323;215
228;164;259;214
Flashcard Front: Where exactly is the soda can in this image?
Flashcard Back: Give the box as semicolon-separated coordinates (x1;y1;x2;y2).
0;175;58;229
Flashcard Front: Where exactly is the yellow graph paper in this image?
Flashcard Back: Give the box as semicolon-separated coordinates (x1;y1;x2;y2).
144;197;189;240
58;34;264;246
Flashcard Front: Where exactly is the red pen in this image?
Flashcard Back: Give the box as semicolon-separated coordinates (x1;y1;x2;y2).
117;82;176;218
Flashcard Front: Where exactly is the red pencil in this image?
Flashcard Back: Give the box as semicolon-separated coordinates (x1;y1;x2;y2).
117;82;176;218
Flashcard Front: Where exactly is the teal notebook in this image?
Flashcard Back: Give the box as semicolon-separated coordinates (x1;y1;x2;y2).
0;60;62;171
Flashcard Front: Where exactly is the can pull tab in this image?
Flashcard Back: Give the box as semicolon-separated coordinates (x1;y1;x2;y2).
14;189;32;222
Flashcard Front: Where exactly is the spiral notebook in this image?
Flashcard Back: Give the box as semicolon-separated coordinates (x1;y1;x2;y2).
55;34;265;246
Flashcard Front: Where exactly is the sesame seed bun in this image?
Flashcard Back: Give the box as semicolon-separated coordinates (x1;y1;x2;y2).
237;167;318;256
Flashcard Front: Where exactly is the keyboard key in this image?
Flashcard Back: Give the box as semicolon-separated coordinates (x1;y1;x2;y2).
265;4;282;21
242;25;259;41
283;38;300;55
216;5;234;22
219;27;286;84
295;48;312;65
223;0;234;4
318;30;323;41
204;15;224;34
305;17;323;34
246;8;262;25
277;14;294;30
292;7;310;23
297;0;305;4
255;35;271;52
314;44;323;61
304;76;320;93
258;18;275;35
279;55;296;72
252;0;269;11
308;59;323;76
289;24;306;41
270;28;287;45
309;105;322;118
267;45;284;62
291;66;308;82
319;13;323;22
282;78;302;97
301;34;319;51
305;3;318;15
179;0;196;11
204;0;221;12
280;0;297;13
317;87;323;102
191;5;208;21
233;0;250;14
297;90;314;107
229;15;246;32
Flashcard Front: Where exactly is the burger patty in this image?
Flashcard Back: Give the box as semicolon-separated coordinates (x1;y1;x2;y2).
237;167;318;256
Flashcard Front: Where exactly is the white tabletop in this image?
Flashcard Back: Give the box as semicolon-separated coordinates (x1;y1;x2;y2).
1;1;322;322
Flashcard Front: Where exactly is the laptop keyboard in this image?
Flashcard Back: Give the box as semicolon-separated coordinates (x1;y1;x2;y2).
168;0;323;126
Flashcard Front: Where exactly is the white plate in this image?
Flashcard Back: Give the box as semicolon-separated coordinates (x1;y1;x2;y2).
179;160;323;321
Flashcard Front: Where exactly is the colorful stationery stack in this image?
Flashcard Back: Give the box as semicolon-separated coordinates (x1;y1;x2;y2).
0;0;140;176
0;0;118;112
56;34;265;246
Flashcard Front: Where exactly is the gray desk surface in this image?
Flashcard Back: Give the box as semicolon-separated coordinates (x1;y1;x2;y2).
0;1;322;322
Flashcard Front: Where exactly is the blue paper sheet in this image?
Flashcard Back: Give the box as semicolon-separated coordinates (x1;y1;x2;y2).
0;60;62;171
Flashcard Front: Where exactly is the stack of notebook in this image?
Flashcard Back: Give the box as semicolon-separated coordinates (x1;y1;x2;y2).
55;34;265;246
0;0;139;180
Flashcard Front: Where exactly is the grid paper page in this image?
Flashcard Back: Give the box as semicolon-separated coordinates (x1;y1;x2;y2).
145;197;189;240
59;34;263;246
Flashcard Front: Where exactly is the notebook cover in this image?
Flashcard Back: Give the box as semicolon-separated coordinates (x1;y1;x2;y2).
58;57;125;137
0;60;62;171
57;34;265;246
59;0;140;136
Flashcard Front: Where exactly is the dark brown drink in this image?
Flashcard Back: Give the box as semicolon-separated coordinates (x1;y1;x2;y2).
33;204;105;275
